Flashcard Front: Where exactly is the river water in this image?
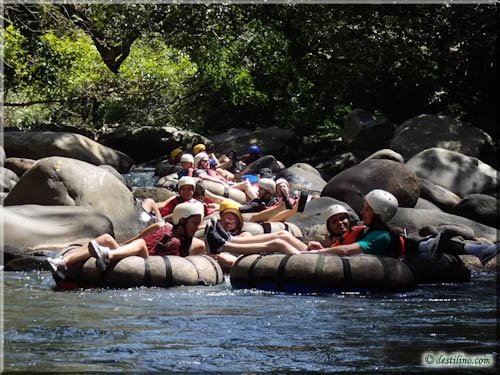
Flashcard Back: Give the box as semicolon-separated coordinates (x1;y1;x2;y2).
2;270;497;373
2;168;498;373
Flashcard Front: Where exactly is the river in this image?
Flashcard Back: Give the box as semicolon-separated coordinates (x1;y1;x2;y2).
2;269;497;373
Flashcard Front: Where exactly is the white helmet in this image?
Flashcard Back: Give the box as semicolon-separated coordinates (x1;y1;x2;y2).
258;178;276;193
180;153;194;164
172;201;204;225
275;178;289;187
194;152;209;168
323;204;349;222
365;189;398;223
177;176;195;189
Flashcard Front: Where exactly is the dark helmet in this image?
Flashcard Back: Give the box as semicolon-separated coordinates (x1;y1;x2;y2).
248;145;261;154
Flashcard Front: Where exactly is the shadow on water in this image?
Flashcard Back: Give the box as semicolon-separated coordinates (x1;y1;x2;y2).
2;271;497;373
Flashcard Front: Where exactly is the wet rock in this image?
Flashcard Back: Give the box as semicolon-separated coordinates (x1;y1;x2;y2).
154;161;183;177
0;167;19;193
343;108;396;151
390;114;494;161
241;155;284;176
418;177;461;212
406;148;499;197
277;163;327;193
315;152;360;180
321;159;420;213
361;149;405;164
2;204;113;260
414;198;442;211
133;187;176;203
98;165;127;185
4;131;134;173
3;156;143;242
211;127;299;160
3;157;36;178
98;125;210;164
209;128;253;146
453;194;499;229
388;207;498;243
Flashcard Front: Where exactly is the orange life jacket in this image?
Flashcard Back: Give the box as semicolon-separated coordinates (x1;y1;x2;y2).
331;225;405;257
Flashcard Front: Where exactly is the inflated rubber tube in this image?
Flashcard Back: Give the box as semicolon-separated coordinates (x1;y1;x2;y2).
241;222;303;239
404;252;470;283
57;252;224;289
202;180;248;204
230;253;417;293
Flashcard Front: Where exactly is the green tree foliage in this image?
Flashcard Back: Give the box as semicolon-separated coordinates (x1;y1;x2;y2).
2;4;497;139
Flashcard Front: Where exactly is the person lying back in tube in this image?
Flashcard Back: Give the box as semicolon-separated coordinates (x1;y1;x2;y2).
307;192;499;264
47;202;206;280
201;190;398;259
201;188;499;265
193;152;258;201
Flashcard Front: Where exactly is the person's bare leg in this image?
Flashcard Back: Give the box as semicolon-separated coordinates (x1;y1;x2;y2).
231;180;258;200
190;238;206;255
216;167;234;181
229;230;308;251
250;201;287;223
61;245;91;267
107;239;149;262
222;239;300;255
141;198;162;221
204;189;229;205
62;233;120;267
215;252;239;268
266;201;299;222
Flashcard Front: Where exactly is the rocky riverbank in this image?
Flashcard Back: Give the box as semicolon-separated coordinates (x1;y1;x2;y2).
2;109;498;271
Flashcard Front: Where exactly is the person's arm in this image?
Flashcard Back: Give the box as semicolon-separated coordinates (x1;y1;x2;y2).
156;196;176;210
120;222;165;245
250;201;287;222
310;243;363;256
264;199;300;223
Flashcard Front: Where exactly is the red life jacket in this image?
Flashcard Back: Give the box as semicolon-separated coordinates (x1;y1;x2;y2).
331;225;405;257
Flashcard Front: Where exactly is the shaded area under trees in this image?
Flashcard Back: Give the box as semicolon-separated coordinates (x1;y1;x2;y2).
2;4;497;140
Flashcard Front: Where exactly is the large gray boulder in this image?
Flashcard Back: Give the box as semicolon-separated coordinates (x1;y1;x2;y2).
3;156;143;242
0;167;19;193
4;131;134;173
406;148;499;197
315;151;360;180
414;198;442;211
390;114;494;160
287;197;360;242
388;207;498;243
241;155;285;176
3;157;36;178
98;125;211;164
418;177;461;212
361;149;405;164
277;163;327;193
209;128;253;146
321;159;420;214
211;127;299;159
2;205;114;260
343;108;396;151
453;194;499;229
